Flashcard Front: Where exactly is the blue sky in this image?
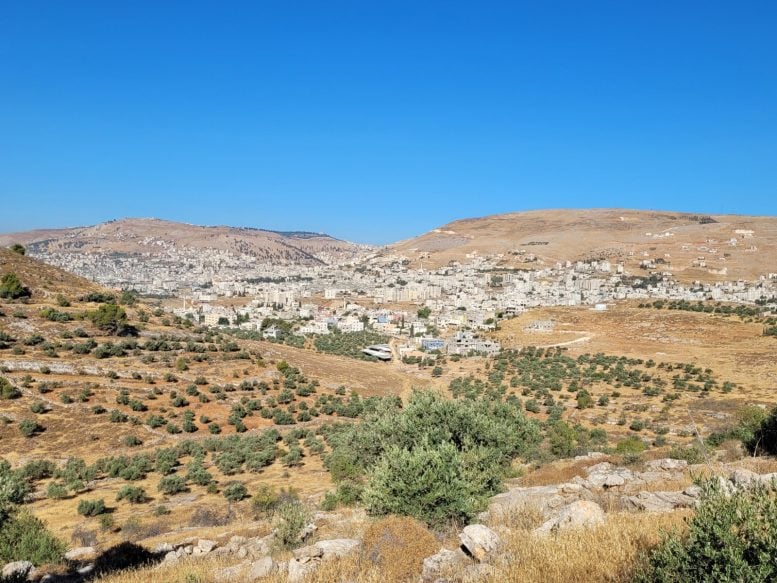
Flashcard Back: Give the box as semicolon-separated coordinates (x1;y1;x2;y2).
1;1;776;244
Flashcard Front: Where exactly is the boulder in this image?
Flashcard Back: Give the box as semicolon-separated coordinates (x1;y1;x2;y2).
459;524;501;562
287;558;319;582
292;544;324;563
646;458;688;472
2;561;34;579
315;538;362;558
153;542;174;554
535;500;605;535
247;557;276;580
197;538;217;553
623;491;698;512
420;548;470;582
65;546;96;561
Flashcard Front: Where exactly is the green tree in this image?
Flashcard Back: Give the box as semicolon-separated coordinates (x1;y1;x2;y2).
8;244;25;256
88;303;129;335
0;273;30;300
363;440;475;527
223;481;248;502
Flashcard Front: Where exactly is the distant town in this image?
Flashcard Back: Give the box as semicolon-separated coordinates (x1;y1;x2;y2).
27;232;777;360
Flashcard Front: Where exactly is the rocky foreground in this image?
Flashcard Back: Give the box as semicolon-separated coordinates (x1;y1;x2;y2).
5;456;776;583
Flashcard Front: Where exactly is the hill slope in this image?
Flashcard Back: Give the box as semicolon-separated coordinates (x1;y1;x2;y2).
390;209;777;281
0;247;103;297
0;218;368;291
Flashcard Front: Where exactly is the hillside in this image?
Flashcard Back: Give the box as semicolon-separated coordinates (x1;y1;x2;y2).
391;209;777;282
0;219;368;291
0;247;103;297
0;219;363;265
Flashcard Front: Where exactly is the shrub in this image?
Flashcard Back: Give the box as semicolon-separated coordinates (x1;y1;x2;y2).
0;377;21;400
116;486;147;504
122;435;143;447
635;482;777;582
223;482;248;502
0;273;30;300
324;390;539;526
0;511;65;565
363;440;476;526
46;482;69;500
744;406;777;455
77;498;106;517
668;444;707;465
18;419;41;438
252;484;280;518
273;501;310;549
158;475;188;496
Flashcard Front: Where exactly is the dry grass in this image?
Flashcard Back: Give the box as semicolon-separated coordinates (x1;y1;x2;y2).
361;516;441;582
479;511;690;583
93;510;691;583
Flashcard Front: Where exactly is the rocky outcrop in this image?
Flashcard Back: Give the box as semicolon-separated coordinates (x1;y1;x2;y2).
420;548;471;582
535;500;606;534
459;524;501;561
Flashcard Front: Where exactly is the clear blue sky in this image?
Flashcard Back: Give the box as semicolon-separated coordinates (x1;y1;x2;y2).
1;1;776;244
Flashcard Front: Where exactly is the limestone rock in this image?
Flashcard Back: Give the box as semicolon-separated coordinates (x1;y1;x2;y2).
197;538;217;553
535;500;605;534
623;491;698;512
287;558;319;582
247;556;276;580
459;524;501;562
153;542;174;554
292;544;323;562
730;468;759;488
646;458;688;472
315;538;362;558
420;548;470;582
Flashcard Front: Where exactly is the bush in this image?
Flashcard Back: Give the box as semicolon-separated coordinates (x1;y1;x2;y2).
324;390;539;526
223;482;248;502
158;475;188;496
363;441;476;526
0;273;30;300
77;498;106;517
0;511;65;565
116;486;147;504
635;482;777;582
46;482;69;500
252;484;280;518
744;406;777;455
668;444;707;465
273;501;310;549
0;377;21;400
18;419;41;438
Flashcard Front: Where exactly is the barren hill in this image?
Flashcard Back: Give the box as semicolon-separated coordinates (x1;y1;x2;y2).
391;209;777;282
